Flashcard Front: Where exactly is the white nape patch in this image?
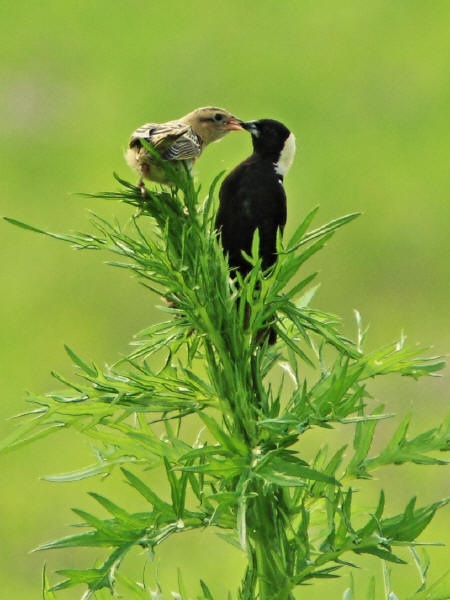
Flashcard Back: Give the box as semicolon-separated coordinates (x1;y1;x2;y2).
275;133;296;177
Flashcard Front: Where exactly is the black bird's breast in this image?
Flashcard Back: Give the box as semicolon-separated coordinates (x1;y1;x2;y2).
216;155;287;276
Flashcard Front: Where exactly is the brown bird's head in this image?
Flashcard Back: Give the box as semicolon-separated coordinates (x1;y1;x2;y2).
183;107;243;145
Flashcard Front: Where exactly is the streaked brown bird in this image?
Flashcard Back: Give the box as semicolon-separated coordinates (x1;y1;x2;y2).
126;107;243;191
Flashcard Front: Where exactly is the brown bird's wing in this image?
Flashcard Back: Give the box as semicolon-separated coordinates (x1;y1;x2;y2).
162;127;203;161
129;122;189;155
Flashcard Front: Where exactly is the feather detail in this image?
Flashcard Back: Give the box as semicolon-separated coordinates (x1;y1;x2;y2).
129;122;188;150
163;129;202;160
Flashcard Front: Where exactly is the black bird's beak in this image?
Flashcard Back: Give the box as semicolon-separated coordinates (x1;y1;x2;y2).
241;121;259;135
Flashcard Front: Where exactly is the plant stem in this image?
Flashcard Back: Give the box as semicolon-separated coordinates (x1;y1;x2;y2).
249;485;293;600
244;354;294;600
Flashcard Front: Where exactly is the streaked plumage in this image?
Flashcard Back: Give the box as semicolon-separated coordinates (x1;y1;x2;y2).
126;107;242;188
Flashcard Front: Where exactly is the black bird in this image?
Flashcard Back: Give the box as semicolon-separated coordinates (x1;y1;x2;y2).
216;119;295;276
216;118;296;341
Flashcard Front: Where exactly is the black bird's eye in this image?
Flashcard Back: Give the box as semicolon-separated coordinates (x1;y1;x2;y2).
214;113;224;122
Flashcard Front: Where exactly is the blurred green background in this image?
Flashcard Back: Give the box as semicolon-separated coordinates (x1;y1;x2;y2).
1;1;449;598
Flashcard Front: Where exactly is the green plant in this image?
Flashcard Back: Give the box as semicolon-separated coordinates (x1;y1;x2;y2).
4;162;449;600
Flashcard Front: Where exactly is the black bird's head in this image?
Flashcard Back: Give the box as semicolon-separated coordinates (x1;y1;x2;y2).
242;119;296;175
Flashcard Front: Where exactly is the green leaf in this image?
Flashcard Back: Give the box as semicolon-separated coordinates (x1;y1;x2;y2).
284;212;361;254
256;455;340;487
121;467;175;516
115;573;150;599
200;580;215;600
0;418;65;455
43;457;134;482
357;490;385;538
51;545;130;594
409;569;450;600
202;171;225;228
381;497;449;542
42;565;57;600
346;404;385;478
88;492;136;525
286;205;319;250
354;545;406;564
64;345;98;377
198;412;248;455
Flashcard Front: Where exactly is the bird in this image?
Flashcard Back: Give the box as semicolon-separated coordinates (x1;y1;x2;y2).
125;107;243;193
216;118;295;276
215;118;296;343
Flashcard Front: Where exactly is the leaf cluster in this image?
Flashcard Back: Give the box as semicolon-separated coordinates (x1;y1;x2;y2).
4;165;448;600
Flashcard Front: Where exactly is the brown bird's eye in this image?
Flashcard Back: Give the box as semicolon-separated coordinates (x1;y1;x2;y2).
214;113;224;121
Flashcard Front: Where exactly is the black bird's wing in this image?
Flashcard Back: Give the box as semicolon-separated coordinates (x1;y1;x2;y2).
216;157;287;276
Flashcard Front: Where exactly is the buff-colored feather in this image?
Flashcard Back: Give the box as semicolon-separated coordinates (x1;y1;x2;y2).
125;107;242;187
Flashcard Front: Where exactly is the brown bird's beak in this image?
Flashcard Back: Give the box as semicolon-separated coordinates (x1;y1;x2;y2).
226;118;244;131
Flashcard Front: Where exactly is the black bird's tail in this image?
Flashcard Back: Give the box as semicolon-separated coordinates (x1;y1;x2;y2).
243;301;277;346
